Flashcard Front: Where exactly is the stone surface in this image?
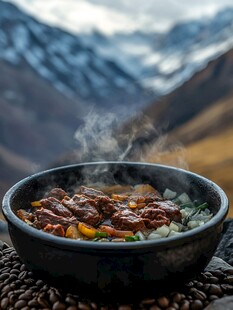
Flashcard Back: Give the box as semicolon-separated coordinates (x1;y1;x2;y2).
205;256;233;273
215;218;233;265
204;296;233;309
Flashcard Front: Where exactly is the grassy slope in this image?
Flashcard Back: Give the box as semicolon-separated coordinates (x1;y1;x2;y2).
146;121;233;217
186;127;233;217
167;95;233;217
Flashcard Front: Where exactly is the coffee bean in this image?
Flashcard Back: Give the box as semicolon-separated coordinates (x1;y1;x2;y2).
67;307;78;310
20;264;27;271
52;300;66;310
180;300;190;310
186;281;194;287
28;299;40;307
224;275;233;284
65;295;77;305
209;276;219;284
90;302;98;309
196;282;203;289
24;278;34;285
157;296;169;308
49;291;59;304
10;268;20;275
0;297;9;309
1;267;10;273
18;290;33;300
14;289;25;295
149;306;161;310
9;283;16;289
171;292;182;303
0;273;10;281
192;290;206;301
38;296;51;308
202;284;210;292
14;299;27;308
78;302;91;310
190;300;203;310
2;284;11;295
211;270;224;278
208;295;219;301
208;284;223;296
19;270;28;280
169;302;179;309
12;263;21;269
8;274;18;282
141;298;156;305
225;268;233;275
2;248;14;254
221;284;233;293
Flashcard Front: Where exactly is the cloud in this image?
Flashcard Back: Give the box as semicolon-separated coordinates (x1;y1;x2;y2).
5;0;233;34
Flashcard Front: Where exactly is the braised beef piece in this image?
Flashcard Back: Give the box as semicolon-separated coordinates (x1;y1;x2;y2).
156;200;182;223
111;209;146;232
148;200;182;223
35;208;78;229
17;209;35;223
44;187;67;200
128;191;162;204
128;194;146;204
62;194;101;226
80;186;105;199
40;197;73;217
140;207;170;229
95;196;118;218
144;191;163;203
43;224;65;237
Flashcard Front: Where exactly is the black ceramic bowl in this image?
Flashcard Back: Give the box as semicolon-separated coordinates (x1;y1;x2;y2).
2;162;229;301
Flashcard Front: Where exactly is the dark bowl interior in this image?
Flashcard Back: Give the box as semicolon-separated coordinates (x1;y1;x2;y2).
2;162;229;301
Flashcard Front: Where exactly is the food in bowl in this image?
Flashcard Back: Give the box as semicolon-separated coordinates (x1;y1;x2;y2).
16;183;213;242
2;162;228;298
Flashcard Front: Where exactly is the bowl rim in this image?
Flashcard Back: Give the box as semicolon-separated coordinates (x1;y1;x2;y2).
2;161;229;251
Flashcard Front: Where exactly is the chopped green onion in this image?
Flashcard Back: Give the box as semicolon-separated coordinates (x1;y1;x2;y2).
179;202;194;209
196;202;209;210
95;231;108;238
125;235;140;242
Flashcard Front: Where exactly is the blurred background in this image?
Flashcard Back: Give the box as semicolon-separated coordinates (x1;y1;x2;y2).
0;0;233;229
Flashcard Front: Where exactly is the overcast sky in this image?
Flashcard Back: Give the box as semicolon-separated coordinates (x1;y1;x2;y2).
6;0;233;34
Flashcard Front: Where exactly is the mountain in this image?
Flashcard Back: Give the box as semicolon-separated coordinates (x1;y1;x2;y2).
140;49;233;216
0;0;148;115
121;47;233;151
0;57;83;203
2;1;233;113
77;8;233;97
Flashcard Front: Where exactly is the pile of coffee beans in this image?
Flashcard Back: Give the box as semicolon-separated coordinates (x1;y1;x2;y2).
1;242;233;310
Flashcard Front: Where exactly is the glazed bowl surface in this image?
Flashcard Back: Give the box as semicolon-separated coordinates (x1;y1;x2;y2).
2;162;229;300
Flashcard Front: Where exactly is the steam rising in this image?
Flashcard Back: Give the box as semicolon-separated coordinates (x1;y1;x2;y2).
74;109;188;170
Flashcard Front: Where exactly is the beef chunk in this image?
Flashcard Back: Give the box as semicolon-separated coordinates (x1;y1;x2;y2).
43;224;65;237
111;209;146;232
17;209;35;223
40;197;73;217
156;200;182;223
140;207;170;229
144;191;163;203
62;194;101;226
44;187;67;200
128;192;162;206
79;186;105;199
35;208;77;229
95;196;118;218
